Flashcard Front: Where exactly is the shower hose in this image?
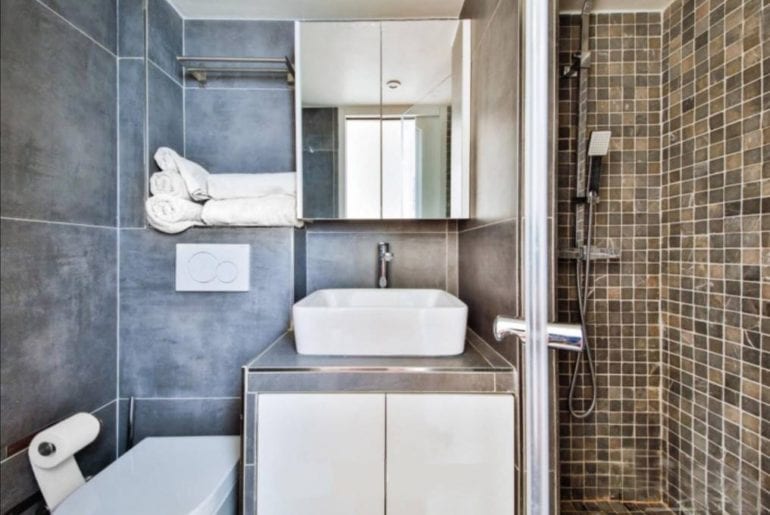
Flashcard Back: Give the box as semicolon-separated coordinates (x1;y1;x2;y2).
568;198;597;418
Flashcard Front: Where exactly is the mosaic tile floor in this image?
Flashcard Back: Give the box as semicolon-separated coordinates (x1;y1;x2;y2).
561;501;675;514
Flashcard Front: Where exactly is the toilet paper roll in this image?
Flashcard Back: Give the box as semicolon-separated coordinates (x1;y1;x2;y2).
29;412;100;469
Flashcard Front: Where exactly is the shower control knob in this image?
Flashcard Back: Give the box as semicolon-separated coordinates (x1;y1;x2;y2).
37;442;56;456
493;316;584;353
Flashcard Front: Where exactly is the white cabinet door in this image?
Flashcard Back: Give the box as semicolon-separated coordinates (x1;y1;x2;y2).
386;394;515;515
257;394;385;515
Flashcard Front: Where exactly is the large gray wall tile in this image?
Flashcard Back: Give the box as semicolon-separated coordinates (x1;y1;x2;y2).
118;0;144;58
1;0;117;226
462;0;519;228
119;228;293;397
148;62;183;170
119;398;240;447
41;0;117;53
458;221;518;361
185;88;295;172
147;0;182;80
79;401;119;478
306;232;448;292
185;20;293;59
0;451;40;515
119;59;147;227
0;220;117;450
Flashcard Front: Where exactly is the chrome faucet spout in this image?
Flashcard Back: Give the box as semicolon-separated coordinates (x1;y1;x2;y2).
376;242;394;288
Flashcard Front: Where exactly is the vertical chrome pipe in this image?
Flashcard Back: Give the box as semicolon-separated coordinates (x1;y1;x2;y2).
522;0;552;513
127;396;136;450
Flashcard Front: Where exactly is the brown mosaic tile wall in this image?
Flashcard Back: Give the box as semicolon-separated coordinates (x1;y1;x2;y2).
556;12;664;503
660;0;769;513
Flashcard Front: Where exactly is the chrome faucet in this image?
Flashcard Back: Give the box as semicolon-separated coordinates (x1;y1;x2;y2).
376;242;394;288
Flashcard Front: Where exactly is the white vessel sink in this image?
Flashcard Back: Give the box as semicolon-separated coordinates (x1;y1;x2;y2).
293;289;468;356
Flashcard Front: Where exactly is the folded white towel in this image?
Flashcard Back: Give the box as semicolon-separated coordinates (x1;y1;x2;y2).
153;147;210;201
145;195;204;234
153;147;177;171
149;171;191;199
201;195;303;228
207;172;296;200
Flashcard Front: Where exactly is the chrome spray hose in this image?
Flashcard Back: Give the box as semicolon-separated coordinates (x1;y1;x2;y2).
568;198;597;418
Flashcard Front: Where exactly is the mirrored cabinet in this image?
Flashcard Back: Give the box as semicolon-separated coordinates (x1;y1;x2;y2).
296;20;471;220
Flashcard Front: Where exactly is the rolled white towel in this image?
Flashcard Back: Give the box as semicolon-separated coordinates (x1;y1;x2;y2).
145;195;204;234
149;171;191;199
201;195;303;228
153;147;210;201
153;147;177;171
207;172;296;200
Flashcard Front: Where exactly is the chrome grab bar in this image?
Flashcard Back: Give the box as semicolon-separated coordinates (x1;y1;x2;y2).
493;316;584;352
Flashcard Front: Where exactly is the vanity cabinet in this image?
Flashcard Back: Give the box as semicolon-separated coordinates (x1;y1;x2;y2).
386;394;514;515
257;394;385;515
256;393;514;515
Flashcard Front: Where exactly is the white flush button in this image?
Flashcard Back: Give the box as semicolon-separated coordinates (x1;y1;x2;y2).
176;244;250;291
216;261;238;283
187;252;218;283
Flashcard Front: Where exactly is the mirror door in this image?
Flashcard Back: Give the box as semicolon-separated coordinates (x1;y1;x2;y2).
297;20;470;220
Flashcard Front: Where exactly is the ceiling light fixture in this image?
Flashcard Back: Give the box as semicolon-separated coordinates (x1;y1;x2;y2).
386;79;401;89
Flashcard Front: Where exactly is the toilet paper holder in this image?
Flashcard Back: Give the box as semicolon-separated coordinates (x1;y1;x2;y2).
28;412;102;510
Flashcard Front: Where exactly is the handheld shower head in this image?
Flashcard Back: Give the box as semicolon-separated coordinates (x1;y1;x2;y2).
587;130;611;156
586;131;611;197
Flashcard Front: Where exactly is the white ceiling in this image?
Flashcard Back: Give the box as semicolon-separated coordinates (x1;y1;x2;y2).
559;0;673;13
301;21;457;107
168;0;465;20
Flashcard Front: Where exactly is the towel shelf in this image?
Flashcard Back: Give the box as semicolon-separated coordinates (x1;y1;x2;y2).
178;56;295;86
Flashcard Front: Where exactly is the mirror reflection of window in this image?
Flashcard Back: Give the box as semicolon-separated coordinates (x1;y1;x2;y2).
343;118;381;219
383;117;417;219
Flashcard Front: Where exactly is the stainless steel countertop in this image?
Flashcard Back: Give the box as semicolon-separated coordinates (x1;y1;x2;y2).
246;331;515;373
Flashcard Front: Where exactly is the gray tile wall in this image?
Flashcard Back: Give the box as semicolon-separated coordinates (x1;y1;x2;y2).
661;1;769;513
304;221;458;294
119;228;293;399
556;12;663;503
458;0;521;363
148;62;184;172
1;0;117;226
118;0;147;228
119;59;147;227
116;11;300;444
0;0;119;510
183;20;295;172
148;0;183;81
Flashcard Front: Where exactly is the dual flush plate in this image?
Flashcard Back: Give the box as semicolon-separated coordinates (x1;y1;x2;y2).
175;244;250;292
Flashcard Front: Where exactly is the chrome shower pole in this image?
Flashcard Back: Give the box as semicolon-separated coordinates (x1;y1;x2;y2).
521;0;552;513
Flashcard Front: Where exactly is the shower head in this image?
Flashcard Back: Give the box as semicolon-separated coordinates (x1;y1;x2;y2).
586;131;611;197
587;131;611;157
582;0;593;15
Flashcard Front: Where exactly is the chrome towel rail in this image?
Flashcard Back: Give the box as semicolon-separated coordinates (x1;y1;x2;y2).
177;56;295;86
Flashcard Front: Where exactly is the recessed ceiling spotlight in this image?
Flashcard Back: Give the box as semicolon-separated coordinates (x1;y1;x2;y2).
386;79;401;89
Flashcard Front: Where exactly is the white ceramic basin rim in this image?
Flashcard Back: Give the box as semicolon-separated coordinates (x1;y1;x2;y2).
292;289;468;356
